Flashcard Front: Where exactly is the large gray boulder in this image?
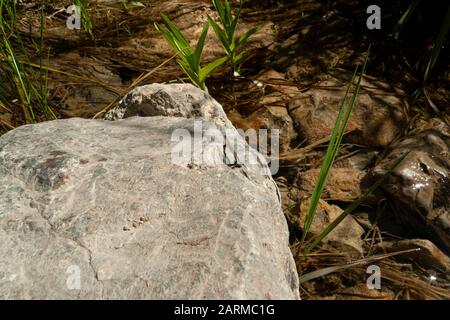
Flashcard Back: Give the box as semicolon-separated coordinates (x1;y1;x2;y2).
0;86;299;299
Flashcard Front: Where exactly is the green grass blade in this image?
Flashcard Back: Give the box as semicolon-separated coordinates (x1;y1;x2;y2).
232;50;249;66
73;0;93;37
235;26;258;49
160;14;191;51
208;15;232;55
199;56;228;83
333;47;370;151
301;47;370;243
155;22;180;52
193;22;209;68
304;152;408;254
177;59;203;89
223;0;233;29
391;0;420;39
424;4;450;82
212;0;227;26
155;16;198;74
229;1;242;41
2;38;30;105
300;67;358;242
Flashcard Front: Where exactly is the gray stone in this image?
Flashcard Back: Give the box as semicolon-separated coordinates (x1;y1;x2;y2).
293;199;365;257
0;115;299;299
105;84;234;129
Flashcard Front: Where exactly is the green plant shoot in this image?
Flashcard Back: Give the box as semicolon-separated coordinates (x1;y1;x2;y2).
208;0;258;75
155;14;227;92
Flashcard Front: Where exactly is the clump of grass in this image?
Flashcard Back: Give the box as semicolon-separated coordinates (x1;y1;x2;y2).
0;36;34;122
0;0;16;36
208;0;258;75
299;47;409;256
0;2;55;125
294;48;415;289
155;0;259;90
155;14;228;92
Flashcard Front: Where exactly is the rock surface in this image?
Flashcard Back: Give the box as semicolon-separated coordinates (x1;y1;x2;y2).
105;83;234;130
288;70;407;147
374;121;450;253
292;199;365;257
295;168;366;202
0;93;299;298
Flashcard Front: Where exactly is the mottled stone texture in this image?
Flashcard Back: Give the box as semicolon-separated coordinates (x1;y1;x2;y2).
0;115;299;299
105;83;235;130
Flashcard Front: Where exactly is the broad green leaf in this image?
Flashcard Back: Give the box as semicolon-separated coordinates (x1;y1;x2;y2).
160;14;190;51
235;26;258;49
212;0;226;24
229;1;242;41
199;56;228;82
208;15;232;55
193;22;209;69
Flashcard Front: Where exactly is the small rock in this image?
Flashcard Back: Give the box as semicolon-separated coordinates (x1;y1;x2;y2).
293;199;365;256
105;83;234;129
295;168;366;202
